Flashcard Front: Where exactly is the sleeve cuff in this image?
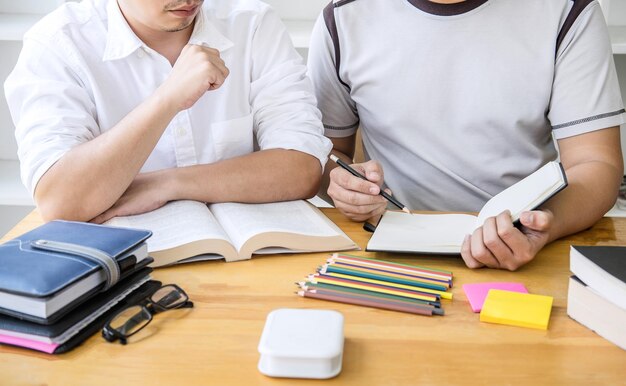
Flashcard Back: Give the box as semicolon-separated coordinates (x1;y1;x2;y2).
552;109;625;139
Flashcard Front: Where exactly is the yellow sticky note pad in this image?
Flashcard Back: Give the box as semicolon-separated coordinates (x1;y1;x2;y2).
480;290;553;330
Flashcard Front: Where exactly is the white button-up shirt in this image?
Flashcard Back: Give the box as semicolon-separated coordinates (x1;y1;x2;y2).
5;0;332;194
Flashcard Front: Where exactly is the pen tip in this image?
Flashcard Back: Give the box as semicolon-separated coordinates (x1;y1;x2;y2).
402;207;412;215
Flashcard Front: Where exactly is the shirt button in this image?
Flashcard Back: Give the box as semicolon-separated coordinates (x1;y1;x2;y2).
137;49;145;59
176;127;187;137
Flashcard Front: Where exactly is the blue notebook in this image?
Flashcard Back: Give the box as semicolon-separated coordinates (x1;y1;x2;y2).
0;268;152;348
0;220;152;323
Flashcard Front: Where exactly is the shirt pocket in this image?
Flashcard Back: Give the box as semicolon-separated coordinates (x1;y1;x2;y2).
211;114;254;160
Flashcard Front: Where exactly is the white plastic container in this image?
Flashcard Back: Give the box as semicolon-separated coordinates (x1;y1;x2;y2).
257;308;344;379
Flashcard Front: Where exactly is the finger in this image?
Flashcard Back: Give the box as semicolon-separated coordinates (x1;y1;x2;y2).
201;46;220;56
335;203;386;222
330;167;381;195
494;211;528;271
332;196;387;220
470;225;500;268
328;178;387;209
206;68;228;90
333;199;386;217
330;188;386;211
208;56;229;79
208;75;227;90
481;214;514;267
519;210;552;232
460;234;485;269
360;160;384;185
199;46;228;76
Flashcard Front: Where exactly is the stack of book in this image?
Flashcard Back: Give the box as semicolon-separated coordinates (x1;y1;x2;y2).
297;253;453;316
568;246;626;350
0;220;156;354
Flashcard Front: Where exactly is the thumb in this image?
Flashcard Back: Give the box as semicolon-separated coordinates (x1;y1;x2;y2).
519;210;551;231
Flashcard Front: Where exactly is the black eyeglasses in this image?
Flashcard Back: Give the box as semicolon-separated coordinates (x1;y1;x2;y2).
102;284;193;345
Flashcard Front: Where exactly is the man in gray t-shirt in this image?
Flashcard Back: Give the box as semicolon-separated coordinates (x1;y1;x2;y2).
308;0;626;270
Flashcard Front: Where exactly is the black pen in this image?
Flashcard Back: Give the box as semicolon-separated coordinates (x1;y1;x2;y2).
330;154;411;214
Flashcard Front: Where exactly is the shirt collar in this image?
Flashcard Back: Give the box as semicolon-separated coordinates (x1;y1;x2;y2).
188;8;234;52
103;1;234;62
103;0;144;61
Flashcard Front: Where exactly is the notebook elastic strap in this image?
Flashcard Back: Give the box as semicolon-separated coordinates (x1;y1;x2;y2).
31;239;120;291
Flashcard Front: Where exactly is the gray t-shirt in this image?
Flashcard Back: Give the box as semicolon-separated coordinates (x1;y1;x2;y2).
308;0;625;211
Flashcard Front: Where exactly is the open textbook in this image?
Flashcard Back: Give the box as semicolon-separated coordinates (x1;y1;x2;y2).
106;200;357;267
367;161;567;254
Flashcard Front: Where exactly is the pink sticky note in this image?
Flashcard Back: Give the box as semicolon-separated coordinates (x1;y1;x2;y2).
462;282;528;312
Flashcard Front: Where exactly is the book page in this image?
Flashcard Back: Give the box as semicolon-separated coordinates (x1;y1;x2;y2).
105;200;232;253
209;200;345;252
475;162;565;230
367;211;476;254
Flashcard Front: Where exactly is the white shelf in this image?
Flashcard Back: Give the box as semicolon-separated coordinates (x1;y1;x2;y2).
0;160;33;206
284;19;314;49
609;26;626;54
0;13;45;41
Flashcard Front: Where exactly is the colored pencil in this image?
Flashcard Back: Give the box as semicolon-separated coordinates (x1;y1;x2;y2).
330;253;453;277
297;281;441;308
297;290;444;316
328;260;452;287
319;263;449;291
315;272;453;300
307;288;441;314
307;274;440;302
328;254;453;281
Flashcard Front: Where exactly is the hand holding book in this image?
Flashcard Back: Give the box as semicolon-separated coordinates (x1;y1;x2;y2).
367;161;567;258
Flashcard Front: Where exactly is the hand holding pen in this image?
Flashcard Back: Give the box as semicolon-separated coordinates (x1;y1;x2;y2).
328;154;411;222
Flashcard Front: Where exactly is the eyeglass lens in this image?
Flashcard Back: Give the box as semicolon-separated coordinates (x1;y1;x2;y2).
109;305;152;336
151;285;188;309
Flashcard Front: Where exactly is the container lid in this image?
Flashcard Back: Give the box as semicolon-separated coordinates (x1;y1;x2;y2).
258;308;344;359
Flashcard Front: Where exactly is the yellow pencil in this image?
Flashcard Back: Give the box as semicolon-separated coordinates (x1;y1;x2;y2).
328;254;452;281
319;272;453;300
307;275;439;302
321;262;451;289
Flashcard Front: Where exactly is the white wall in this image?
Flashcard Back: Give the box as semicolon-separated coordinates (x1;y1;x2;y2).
0;41;21;160
262;0;326;19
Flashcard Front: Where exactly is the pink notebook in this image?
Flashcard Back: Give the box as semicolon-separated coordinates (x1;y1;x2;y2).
0;333;59;354
462;282;528;312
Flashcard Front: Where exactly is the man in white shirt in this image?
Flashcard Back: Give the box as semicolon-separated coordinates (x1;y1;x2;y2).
309;0;625;270
5;0;332;223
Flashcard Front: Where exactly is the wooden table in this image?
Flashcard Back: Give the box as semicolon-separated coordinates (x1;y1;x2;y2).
1;209;625;385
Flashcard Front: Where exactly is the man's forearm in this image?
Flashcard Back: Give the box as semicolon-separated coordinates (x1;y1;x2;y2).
318;135;356;200
35;89;178;221
544;127;624;243
543;159;622;243
171;149;323;204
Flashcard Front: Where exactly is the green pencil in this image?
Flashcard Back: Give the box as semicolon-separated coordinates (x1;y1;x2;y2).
297;281;441;308
319;264;449;292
